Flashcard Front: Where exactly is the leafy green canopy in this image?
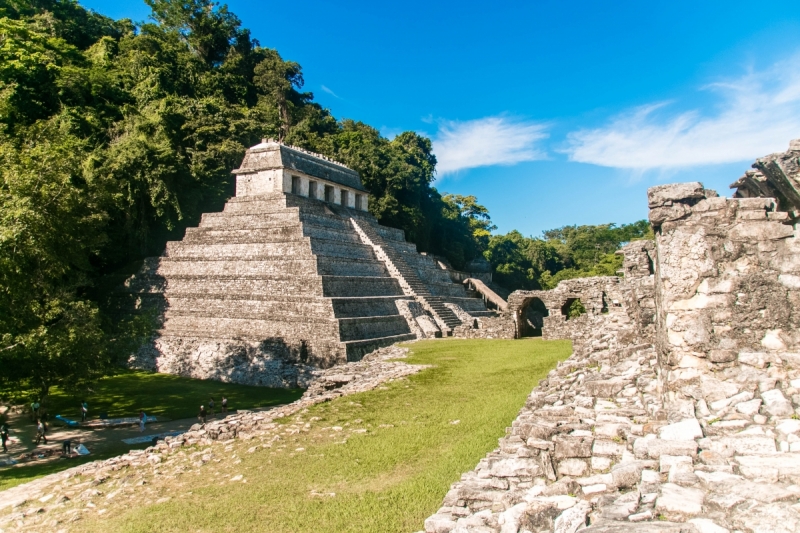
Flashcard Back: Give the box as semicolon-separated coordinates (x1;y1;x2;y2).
485;220;652;291
0;0;492;403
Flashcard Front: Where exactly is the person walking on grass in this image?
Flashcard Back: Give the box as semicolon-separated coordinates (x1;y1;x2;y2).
81;401;88;422
208;397;215;418
139;410;146;433
1;422;9;452
34;419;47;445
62;439;71;456
221;396;228;414
198;405;207;425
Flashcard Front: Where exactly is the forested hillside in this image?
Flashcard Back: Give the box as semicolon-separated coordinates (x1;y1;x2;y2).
0;0;649;402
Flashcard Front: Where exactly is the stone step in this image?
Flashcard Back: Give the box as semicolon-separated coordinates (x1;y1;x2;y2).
330;296;412;318
222;200;294;215
446;297;494;312
372;225;407;243
162;276;324;297
182;225;306;244
152;258;320;278
429;284;469;297
199;209;302;229
321;276;404;297
165;240;313;260
316;257;389;277
164;239;378;262
164;295;334;318
342;333;417;362
181;223;363;246
466;310;498;318
337;315;411;342
225;192;286;203
161;314;340;339
310;238;378;261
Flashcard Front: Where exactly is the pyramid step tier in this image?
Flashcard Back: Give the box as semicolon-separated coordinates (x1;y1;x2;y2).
330;296;413;318
321;276;404;297
342;333;417;362
337;315;411;342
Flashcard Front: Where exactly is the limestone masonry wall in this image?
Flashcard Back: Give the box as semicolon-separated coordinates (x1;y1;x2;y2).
424;151;800;532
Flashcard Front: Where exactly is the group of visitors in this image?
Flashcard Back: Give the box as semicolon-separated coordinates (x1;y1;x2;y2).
1;394;233;456
198;396;228;424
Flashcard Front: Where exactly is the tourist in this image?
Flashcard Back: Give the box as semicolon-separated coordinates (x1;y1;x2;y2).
1;421;9;452
34;419;47;445
139;410;146;433
31;401;40;422
62;439;71;456
221;396;228;414
208;397;215;418
198;405;207;425
81;401;88;422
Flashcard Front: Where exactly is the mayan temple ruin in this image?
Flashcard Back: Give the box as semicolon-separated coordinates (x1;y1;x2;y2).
7;141;800;533
125;140;498;387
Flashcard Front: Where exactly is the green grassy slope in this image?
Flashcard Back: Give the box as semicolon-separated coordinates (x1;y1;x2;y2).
74;338;571;533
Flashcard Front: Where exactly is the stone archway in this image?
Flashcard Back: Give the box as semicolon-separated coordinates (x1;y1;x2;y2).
519;297;549;337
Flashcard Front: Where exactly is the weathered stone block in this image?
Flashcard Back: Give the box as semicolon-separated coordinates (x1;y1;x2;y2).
647;182;705;208
654;483;704;521
554;436;594;459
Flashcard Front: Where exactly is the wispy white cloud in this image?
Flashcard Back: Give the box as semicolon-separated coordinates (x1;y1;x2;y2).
433;116;549;175
320;85;341;99
564;55;800;169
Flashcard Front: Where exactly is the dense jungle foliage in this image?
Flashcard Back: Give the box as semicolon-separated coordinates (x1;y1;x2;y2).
0;0;650;403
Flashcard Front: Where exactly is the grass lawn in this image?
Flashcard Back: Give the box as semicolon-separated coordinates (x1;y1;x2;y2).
72;338;571;533
45;370;305;422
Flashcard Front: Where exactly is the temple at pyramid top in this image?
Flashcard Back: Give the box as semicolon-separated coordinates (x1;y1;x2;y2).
232;139;369;210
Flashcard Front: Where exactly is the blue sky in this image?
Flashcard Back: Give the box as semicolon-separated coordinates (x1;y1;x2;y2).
81;1;800;236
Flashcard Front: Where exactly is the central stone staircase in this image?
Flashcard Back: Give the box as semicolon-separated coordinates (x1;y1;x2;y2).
349;218;463;334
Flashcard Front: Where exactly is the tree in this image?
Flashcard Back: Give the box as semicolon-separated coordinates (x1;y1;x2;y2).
0;0;492;401
0;117;112;406
144;0;251;66
253;49;309;142
485;221;653;292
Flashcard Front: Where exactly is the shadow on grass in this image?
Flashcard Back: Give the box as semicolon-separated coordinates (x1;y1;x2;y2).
46;370;304;421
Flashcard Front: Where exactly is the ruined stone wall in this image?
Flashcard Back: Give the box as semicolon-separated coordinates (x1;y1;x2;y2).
452;315;516;339
425;176;800;533
648;182;800;421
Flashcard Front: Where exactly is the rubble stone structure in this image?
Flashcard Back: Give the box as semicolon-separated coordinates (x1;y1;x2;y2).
425;153;800;532
730;139;800;217
126;140;492;387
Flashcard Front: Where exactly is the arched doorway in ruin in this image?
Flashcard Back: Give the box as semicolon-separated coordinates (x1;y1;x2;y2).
561;298;586;320
519;297;549;337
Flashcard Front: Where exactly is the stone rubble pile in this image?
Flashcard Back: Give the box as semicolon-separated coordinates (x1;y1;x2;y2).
0;345;426;529
424;329;800;533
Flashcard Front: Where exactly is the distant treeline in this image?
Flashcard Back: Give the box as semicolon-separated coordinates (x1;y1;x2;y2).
0;0;651;403
485;221;653;291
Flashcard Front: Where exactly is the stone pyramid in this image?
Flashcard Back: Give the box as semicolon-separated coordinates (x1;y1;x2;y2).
126;140;493;386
